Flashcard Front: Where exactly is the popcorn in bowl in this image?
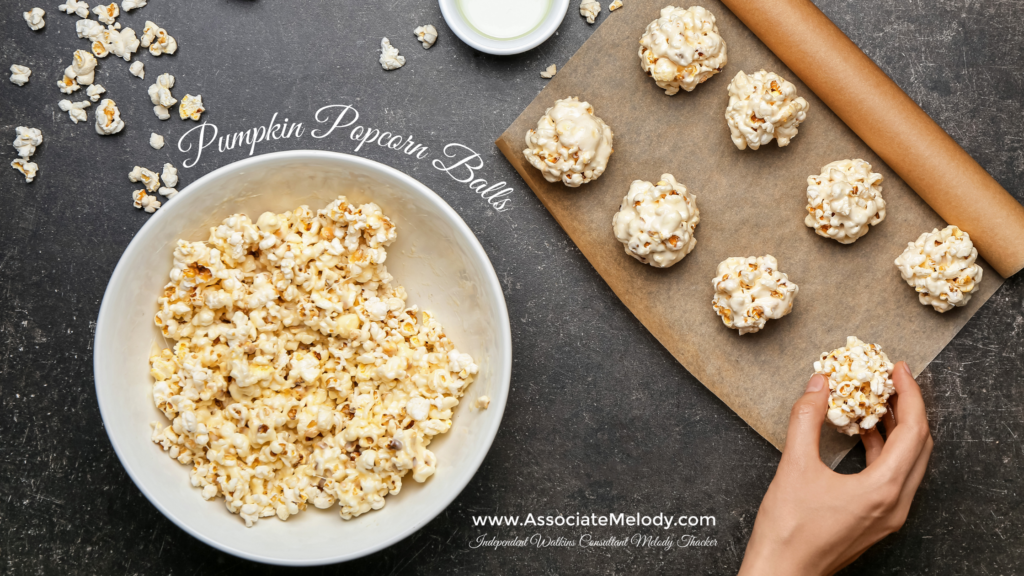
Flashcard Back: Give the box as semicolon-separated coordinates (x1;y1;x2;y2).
148;197;479;526
894;225;983;313
523;96;614;188
804;159;886;244
712;255;798;334
612;173;699;268
638;5;727;96
816;336;894;436
725;70;808;150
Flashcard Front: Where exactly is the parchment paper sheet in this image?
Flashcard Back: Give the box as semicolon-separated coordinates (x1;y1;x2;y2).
496;0;1004;466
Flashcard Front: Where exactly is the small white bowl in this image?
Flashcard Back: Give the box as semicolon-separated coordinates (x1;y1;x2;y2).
439;0;570;55
94;151;512;565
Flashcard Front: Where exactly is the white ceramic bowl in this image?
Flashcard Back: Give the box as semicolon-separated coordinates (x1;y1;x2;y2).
439;0;570;55
94;151;512;565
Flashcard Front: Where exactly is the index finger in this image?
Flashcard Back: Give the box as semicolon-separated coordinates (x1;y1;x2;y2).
870;361;931;479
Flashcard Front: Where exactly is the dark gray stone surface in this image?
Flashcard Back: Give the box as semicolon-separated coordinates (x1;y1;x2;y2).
1;0;1021;574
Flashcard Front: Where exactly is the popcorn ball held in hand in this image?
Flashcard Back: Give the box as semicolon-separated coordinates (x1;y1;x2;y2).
638;5;727;95
805;159;886;244
712;255;798;334
894;225;983;312
815;336;894;436
612;174;699;268
725;70;808;150
523;97;614;188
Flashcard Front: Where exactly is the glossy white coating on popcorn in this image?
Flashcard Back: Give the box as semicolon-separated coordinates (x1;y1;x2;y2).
13;127;43;159
24;8;45;30
523;96;614;188
95;98;124;135
379;38;405;70
638;6;727;95
473;396;490;410
148;197;479;525
894;225;983;313
87;83;106;102
92;2;118;24
59;0;90;18
141;20;177;55
612;174;699;268
179;94;204;121
712;255;798;335
580;0;600;24
805;159;886;244
11;159;38;183
725;70;808;150
414;25;437;49
59;99;92;123
129;60;145;78
10;65;31;86
816;336;894;436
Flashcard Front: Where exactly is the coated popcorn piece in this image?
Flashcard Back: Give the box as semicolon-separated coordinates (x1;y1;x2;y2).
179;94;204;121
59;0;90;18
11;159;39;183
129;165;161;192
414;24;437;49
379;37;405;70
580;0;600;23
120;0;146;11
805;159;886;244
58;99;92;123
86;83;106;102
95;98;125;135
725;70;808;150
141;20;177;55
10;65;31;86
148;73;176;119
523;96;614;188
161;162;178;187
69;49;98;85
129;60;145;78
612;173;700;268
148;196;479;526
13;127;43;159
816;336;894;436
712;255;798;335
92;2;118;24
638;5;727;96
540;64;556;79
24;8;45;30
132;189;161;212
894;225;983;313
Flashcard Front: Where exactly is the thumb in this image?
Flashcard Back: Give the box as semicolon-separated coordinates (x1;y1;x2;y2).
782;374;830;464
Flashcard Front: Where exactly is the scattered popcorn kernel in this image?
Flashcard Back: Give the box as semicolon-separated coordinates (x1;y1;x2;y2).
639;6;727;95
120;0;146;11
473;396;490;410
13;127;43;159
540;64;556;79
149;197;479;525
140;20;176;55
58;99;92;123
580;0;600;23
725;70;808;150
86;83;105;102
148;73;176;120
92;2;118;24
149;133;165;149
58;0;90;18
612;174;699;268
9;65;31;86
379;37;405;71
712;255;798;335
70;49;98;84
894;225;983;313
24;8;45;30
179;94;204;121
11;159;39;182
58;70;80;94
132;189;160;212
129;165;161;191
87;24;139;61
158;186;177;198
161;162;178;187
805;159;886;244
413;24;437;49
609;0;623;10
523;96;613;188
95;98;125;135
816;336;894;436
129;60;144;78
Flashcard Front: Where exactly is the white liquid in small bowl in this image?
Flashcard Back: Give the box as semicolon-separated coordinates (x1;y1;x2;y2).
456;0;552;40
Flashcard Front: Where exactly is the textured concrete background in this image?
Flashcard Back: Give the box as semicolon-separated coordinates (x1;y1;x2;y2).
1;0;1021;574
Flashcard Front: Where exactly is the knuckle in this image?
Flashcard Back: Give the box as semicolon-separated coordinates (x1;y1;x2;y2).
790;400;821;421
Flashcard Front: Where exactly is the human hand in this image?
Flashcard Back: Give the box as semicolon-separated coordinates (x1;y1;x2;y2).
737;361;933;576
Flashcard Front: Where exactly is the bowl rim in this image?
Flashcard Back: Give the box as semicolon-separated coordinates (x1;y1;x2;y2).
438;0;570;55
93;150;513;565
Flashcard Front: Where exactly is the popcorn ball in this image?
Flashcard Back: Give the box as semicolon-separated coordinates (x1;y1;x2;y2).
816;336;894;436
638;6;727;96
712;255;798;334
725;70;808;150
523;96;614;188
612;174;699;268
894;225;983;313
148;197;479;526
804;159;886;244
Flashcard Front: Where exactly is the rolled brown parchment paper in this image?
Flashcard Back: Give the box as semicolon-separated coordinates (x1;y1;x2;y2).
720;0;1024;278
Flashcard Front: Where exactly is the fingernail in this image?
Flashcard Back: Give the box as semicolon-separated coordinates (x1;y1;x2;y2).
806;374;825;392
899;362;913;377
